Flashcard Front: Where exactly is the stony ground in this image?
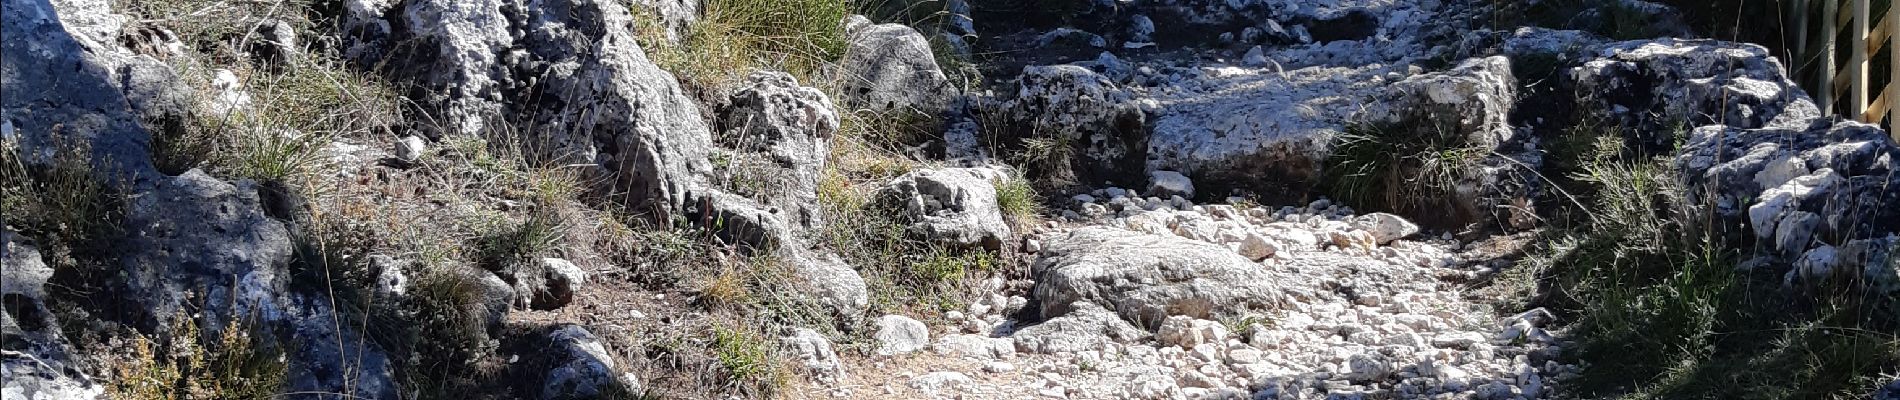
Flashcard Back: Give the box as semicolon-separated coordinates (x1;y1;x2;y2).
787;192;1573;399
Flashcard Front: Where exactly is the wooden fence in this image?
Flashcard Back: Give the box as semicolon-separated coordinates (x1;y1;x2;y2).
1788;0;1900;141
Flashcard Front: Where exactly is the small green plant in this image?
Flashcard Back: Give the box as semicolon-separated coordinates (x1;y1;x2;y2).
475;207;566;269
1016;132;1077;184
994;172;1043;225
106;314;289;400
711;326;789;395
0;134;125;274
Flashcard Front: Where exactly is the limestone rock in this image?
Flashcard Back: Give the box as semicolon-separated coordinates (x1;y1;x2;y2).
1147;170;1195;199
1011;302;1149;354
1000;65;1148;181
932;334;1015;359
1032;227;1289;329
533;258;587;310
246;18;299;68
1575;39;1824;152
1155;316;1228;349
1676;119;1900;291
877;167;1014;249
909;371;972;397
626;0;699;43
541;325;640;400
715;71;839;232
839;15;952;114
1;229;101;399
2;0;169;184
1352;213;1420;245
781;328;845;382
875;315;930;356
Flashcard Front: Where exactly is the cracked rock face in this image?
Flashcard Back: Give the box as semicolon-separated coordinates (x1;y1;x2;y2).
715;71;840;233
877;167;1015;249
1574;39;1824;152
838;14;953;114
1031;226;1293;329
1675;119;1900;290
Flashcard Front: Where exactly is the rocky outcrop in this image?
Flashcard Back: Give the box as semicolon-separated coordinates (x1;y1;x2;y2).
119;170;295;337
345;0;871;321
2;0;178;185
346;0;713;217
1675;120;1900;289
1358;56;1540;229
996;65;1148;182
1574;39;1824;152
1030;226;1290;329
838;15;953;114
876;167;1014;249
1363;56;1518;151
714;71;840;232
2;229;103;399
121;170;397;398
541;325;640;400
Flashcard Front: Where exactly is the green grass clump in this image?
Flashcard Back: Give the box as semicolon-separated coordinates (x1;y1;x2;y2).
993;172;1042;225
0;136;126;275
475;207;566;269
711;325;790;396
1325;118;1485;225
633;0;852;89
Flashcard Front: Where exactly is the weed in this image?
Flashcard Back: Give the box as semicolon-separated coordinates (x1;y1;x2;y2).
0;135;126;275
106;314;289;399
994;171;1043;225
634;0;852;89
701;263;756;308
1325;119;1484;225
393;267;498;399
475;207;566;269
711;325;790;395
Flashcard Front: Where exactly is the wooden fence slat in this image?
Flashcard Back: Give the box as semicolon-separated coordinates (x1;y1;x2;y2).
1842;0;1856;27
1865;85;1890;122
1870;12;1893;54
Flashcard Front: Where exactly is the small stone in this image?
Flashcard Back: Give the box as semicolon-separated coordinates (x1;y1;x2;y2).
984;361;1017;373
876;315;930;355
1243;45;1271;67
534;257;586;310
1237;233;1279;261
396;135;427;163
1148;170;1195;199
909;371;972;396
1157;316;1229;348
